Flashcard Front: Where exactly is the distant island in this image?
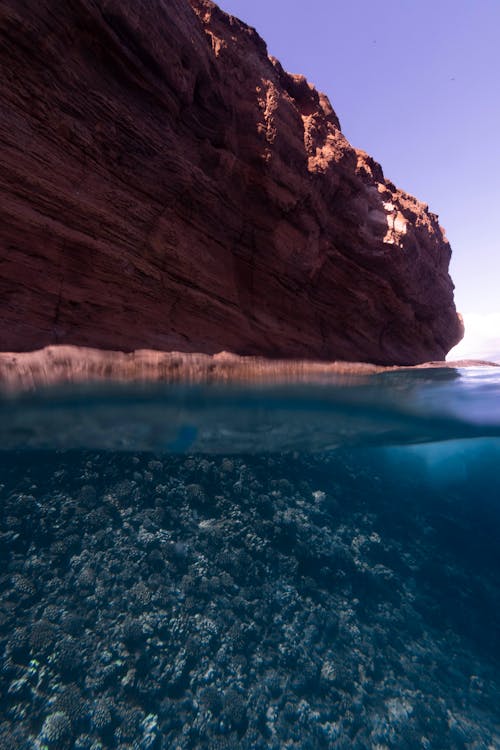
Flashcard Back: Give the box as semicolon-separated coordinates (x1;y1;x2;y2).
0;0;463;365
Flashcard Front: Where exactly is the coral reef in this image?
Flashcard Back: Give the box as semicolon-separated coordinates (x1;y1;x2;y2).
0;449;499;748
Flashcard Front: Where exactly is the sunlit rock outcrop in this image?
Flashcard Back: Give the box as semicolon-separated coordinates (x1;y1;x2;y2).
0;0;463;364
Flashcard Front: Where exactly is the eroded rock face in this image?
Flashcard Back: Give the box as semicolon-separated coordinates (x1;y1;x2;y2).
0;0;463;364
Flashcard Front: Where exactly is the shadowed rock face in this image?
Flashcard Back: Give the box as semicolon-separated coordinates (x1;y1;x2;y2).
0;0;463;364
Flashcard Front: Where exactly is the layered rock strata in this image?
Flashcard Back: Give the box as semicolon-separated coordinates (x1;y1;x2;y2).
0;0;463;364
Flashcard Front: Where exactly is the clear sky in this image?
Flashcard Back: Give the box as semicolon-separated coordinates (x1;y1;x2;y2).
218;0;500;358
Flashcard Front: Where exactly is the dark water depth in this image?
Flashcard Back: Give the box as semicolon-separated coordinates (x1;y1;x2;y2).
0;367;499;749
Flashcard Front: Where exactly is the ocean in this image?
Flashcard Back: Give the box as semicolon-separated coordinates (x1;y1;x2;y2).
1;366;499;749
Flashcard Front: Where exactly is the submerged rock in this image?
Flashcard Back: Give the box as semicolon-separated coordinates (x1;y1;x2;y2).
0;0;462;363
0;346;496;395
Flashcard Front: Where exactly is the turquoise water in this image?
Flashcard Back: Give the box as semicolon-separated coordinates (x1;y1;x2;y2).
0;367;499;748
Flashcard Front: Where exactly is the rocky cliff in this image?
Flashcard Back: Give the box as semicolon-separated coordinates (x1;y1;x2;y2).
0;0;463;364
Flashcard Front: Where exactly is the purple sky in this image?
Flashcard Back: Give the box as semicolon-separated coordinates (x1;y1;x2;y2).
217;0;500;336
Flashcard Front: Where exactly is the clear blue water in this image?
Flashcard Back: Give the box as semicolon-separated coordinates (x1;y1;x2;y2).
0;367;499;749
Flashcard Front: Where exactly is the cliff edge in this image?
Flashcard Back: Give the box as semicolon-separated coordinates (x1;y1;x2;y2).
0;0;463;364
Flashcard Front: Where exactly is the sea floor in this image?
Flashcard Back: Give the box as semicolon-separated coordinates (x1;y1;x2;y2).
1;447;499;749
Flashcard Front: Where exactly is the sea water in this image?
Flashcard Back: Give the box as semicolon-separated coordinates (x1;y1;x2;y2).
0;367;499;749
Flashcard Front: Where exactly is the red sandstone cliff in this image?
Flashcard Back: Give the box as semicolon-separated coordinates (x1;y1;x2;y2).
0;0;463;365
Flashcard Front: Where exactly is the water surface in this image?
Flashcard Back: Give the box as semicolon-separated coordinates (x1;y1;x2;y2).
1;367;499;749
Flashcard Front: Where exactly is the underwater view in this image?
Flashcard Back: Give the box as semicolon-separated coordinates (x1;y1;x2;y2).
2;0;500;748
1;366;499;750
